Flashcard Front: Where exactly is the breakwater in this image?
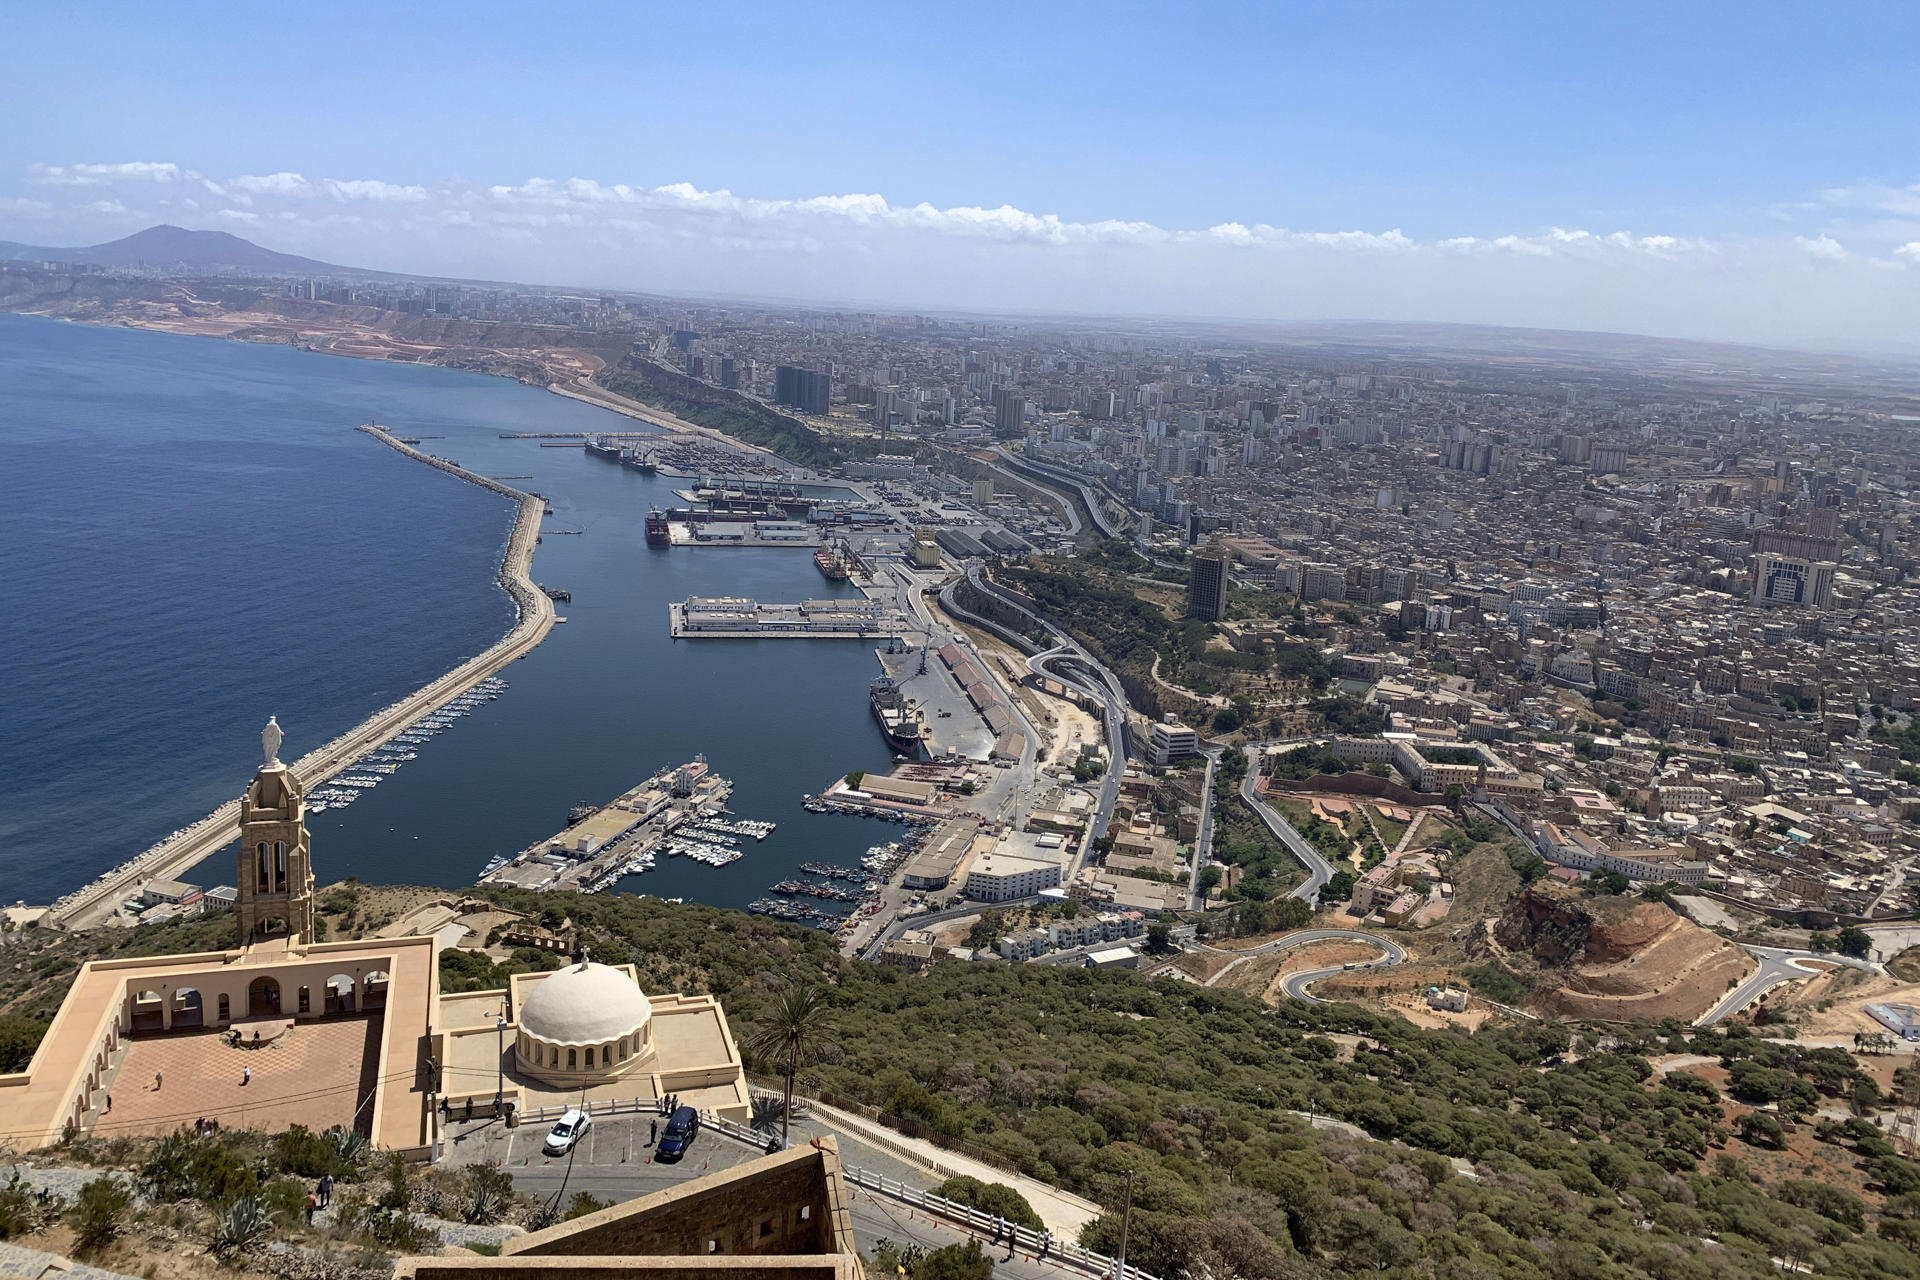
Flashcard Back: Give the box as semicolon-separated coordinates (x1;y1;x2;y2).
45;427;556;929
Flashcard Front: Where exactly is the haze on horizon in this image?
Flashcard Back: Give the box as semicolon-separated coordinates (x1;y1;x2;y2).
5;1;1919;354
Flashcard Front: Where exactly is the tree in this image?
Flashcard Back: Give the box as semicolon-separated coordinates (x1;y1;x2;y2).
915;1240;994;1280
743;983;837;1147
1737;1112;1787;1149
1836;926;1874;959
1146;924;1172;953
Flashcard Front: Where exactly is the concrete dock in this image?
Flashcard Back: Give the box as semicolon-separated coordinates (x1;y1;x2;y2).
669;596;911;639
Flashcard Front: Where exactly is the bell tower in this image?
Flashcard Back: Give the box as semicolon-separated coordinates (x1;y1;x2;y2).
236;716;316;946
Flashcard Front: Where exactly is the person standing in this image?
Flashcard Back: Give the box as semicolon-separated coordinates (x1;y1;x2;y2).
1040;1229;1053;1260
305;1192;317;1225
242;1065;252;1086
993;1216;1005;1245
154;1071;163;1091
319;1174;333;1207
649;1118;657;1145
103;1094;111;1115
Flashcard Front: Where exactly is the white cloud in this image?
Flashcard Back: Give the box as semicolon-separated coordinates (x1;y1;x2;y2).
16;159;1920;349
321;178;427;203
1796;234;1849;262
30;161;180;186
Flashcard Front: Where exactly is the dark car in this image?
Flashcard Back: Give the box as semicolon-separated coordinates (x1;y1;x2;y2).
656;1105;701;1161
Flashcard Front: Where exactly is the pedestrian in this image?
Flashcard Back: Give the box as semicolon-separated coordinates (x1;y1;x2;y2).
440;1097;451;1121
154;1070;163;1091
242;1065;252;1086
1040;1230;1053;1260
649;1118;657;1145
103;1094;111;1115
306;1192;317;1225
319;1174;333;1207
1005;1228;1017;1263
994;1215;1005;1244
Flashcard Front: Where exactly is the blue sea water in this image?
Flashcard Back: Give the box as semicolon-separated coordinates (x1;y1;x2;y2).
0;314;896;908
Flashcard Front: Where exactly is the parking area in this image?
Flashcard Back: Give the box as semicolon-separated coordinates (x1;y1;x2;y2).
440;1111;1097;1280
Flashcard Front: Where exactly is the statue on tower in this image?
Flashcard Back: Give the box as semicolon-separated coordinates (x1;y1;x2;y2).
262;716;283;767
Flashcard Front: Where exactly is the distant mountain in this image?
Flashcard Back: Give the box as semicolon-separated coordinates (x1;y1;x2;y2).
0;224;352;275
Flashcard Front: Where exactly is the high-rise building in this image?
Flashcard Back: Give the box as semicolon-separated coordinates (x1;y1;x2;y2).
773;365;831;414
1750;553;1835;609
991;387;1026;438
1187;542;1230;621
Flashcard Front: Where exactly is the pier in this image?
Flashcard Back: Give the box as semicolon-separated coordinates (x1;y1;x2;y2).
45;425;559;931
668;596;912;639
481;758;734;893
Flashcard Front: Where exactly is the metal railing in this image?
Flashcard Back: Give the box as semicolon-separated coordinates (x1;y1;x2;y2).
840;1166;1156;1280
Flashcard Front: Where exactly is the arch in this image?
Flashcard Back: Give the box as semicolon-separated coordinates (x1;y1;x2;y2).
298;986;310;1015
550;1045;558;1068
274;840;286;891
217;993;231;1024
256;842;271;891
601;1044;611;1066
130;988;165;1033
361;969;390;1011
618;1037;628;1059
172;988;204;1030
247;975;281;1017
325;974;356;1015
567;1047;577;1070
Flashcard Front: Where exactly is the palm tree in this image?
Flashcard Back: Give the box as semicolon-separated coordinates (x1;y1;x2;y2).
743;983;835;1147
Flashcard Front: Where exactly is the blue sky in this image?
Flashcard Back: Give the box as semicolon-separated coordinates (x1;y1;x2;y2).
5;2;1919;349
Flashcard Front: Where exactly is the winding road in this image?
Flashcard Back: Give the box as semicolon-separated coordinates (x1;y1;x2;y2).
1189;928;1407;1002
1693;945;1884;1026
1236;744;1336;905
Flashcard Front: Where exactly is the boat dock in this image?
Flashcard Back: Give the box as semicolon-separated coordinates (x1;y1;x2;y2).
669;597;912;639
479;757;736;893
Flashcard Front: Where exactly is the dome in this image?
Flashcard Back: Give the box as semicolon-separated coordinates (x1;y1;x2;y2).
516;962;652;1046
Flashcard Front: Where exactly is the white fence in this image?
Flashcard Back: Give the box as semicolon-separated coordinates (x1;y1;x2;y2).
839;1166;1158;1280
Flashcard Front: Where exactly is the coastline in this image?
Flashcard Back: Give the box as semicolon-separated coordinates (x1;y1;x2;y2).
44;427;557;930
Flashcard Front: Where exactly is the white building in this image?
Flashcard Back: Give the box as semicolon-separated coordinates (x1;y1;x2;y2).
1148;715;1199;766
964;853;1063;902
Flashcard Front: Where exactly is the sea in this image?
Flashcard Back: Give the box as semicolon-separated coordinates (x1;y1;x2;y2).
0;313;899;911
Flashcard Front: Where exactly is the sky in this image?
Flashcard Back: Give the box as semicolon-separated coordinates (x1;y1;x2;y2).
4;1;1919;352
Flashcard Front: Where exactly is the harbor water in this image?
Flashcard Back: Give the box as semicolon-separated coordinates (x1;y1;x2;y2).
0;314;898;910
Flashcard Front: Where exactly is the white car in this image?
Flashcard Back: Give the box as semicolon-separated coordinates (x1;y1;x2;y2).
542;1108;592;1156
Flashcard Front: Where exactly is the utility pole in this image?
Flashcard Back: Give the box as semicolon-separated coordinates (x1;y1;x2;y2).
1115;1170;1134;1280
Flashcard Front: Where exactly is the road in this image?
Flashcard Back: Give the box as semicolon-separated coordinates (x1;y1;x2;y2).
1187;928;1406;1000
1694;945;1885;1026
1236;746;1335;905
1189;749;1221;910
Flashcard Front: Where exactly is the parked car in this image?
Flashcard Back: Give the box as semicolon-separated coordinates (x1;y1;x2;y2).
655;1105;701;1161
542;1108;592;1156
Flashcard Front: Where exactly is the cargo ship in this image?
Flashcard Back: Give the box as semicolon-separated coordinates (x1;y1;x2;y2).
814;543;850;581
645;508;671;546
869;677;926;755
585;437;623;461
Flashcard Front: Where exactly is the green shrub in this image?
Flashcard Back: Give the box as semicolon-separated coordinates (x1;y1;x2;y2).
932;1176;1041;1230
69;1177;131;1253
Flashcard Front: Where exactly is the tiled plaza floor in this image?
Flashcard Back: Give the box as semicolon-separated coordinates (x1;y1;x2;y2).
92;1015;383;1138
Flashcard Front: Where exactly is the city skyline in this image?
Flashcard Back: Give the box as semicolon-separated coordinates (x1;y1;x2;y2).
5;1;1920;352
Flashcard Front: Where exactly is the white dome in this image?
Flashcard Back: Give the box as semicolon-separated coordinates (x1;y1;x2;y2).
517;962;652;1046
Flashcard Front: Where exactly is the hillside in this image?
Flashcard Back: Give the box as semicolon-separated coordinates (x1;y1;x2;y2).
3;889;1917;1279
1484;882;1756;1021
0;224;350;275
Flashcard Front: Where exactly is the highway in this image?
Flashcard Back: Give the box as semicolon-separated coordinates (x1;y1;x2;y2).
1188;928;1407;1002
1235;745;1335;905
